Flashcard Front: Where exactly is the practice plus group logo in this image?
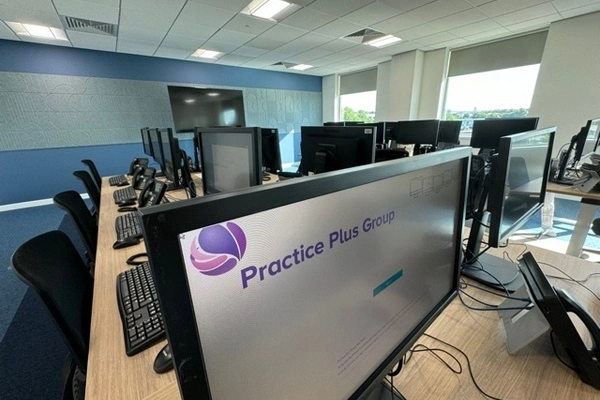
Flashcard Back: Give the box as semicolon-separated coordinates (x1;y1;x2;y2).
189;222;247;276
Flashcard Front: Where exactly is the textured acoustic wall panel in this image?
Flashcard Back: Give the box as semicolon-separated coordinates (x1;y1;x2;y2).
0;72;322;151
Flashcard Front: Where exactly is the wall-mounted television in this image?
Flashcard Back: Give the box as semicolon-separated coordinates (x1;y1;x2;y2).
167;86;246;133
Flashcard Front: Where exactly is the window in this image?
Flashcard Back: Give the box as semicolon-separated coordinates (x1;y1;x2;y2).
340;91;376;122
444;64;540;137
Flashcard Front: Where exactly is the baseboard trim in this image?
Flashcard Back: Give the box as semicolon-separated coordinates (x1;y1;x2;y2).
0;193;90;212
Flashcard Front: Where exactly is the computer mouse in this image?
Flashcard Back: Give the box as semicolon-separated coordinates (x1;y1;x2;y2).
117;181;129;187
118;200;136;207
112;237;140;249
117;206;137;212
153;344;173;374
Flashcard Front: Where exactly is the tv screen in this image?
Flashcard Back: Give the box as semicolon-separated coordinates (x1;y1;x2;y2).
167;86;246;133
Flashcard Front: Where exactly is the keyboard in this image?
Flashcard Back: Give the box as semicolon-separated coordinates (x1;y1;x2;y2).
109;174;128;186
113;186;137;205
115;212;143;242
116;262;165;356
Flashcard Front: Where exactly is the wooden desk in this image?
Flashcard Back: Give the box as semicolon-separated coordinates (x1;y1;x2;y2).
547;181;600;257
87;179;600;400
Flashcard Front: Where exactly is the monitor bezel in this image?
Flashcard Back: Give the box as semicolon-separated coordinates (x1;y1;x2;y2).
260;128;283;173
139;147;471;400
574;117;600;163
148;128;165;169
141;127;153;157
487;127;555;247
194;127;263;195
438;120;462;144
299;125;377;175
158;127;181;186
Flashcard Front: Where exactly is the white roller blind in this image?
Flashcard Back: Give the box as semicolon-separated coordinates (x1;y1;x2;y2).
340;68;377;95
448;31;547;77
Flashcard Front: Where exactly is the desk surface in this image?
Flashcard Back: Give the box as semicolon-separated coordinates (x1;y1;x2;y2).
87;178;600;400
547;180;600;201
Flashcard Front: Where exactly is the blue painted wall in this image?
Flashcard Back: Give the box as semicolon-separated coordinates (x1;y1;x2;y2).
0;40;320;204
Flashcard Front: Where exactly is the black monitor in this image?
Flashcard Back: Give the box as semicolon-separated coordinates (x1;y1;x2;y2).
395;120;440;155
574;117;600;163
159;128;183;190
469;117;539;151
139;147;470;400
194;127;262;195
438;120;462;144
551;117;600;185
261;128;282;174
141;127;153;157
148;128;164;169
299;126;376;175
357;122;396;147
463;127;555;291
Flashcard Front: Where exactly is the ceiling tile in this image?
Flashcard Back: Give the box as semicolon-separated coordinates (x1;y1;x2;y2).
505;13;562;32
340;1;403;26
551;0;600;12
160;33;208;50
413;32;463;46
201;38;243;53
0;5;62;27
293;47;332;61
153;46;194;59
314;18;364;38
168;19;220;39
376;40;421;55
231;45;269;57
557;3;600;17
18;35;73;47
171;2;236;29
119;8;175;32
223;14;276;36
493;3;558;26
209;28;256;46
259;23;308;43
216;53;254;66
428;7;489;31
53;0;120;24
478;0;548;18
404;0;473;24
379;0;436;13
280;7;336;30
371;11;428;35
186;0;249;13
121;0;186;18
461;26;510;41
2;0;56;13
245;35;285;51
307;0;377;17
68;30;116;51
317;38;358;52
0;21;18;40
118;25;165;45
449;19;503;37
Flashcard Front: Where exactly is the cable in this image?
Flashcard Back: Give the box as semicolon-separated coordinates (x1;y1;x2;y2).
422;333;505;400
539;261;600;302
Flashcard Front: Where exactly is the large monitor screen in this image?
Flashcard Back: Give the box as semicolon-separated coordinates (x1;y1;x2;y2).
469;117;539;150
299;126;376;175
195;127;262;195
261;128;282;173
148;128;164;169
574;117;600;163
168;86;246;133
140;147;470;400
395;119;440;145
159;127;182;188
463;127;555;291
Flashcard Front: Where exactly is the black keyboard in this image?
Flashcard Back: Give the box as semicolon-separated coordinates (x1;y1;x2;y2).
109;174;128;186
113;186;137;204
115;212;143;242
116;262;165;356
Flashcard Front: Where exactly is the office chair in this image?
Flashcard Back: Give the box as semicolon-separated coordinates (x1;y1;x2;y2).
73;170;101;218
11;230;93;400
53;190;98;275
81;159;102;190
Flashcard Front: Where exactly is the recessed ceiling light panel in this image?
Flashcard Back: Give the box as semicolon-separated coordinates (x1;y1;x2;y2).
6;22;69;41
191;49;222;59
366;34;402;48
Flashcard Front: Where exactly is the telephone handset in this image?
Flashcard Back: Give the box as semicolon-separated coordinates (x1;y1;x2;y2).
128;157;149;175
138;179;167;208
133;167;156;190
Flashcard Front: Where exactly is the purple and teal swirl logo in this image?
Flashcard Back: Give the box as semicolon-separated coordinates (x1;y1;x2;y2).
190;222;247;276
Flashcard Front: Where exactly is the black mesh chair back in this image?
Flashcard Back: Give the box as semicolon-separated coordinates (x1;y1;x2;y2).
73;170;101;214
81;159;102;189
11;230;93;375
53;191;98;268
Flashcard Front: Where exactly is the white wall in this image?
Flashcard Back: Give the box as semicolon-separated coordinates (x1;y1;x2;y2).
529;12;600;153
417;48;450;119
375;61;391;121
322;74;338;123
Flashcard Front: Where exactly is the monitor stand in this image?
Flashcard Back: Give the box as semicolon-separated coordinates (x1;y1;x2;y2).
364;380;406;400
462;253;524;292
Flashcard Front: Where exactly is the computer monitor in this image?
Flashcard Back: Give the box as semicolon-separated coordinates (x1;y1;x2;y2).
438;120;462;144
357;122;396;148
463;127;555;291
261;128;282;174
551;117;600;184
139;147;470;400
299;126;376;175
159;128;183;190
141;127;153;157
194;127;262;195
394;119;440;145
469;117;539;151
148;128;164;169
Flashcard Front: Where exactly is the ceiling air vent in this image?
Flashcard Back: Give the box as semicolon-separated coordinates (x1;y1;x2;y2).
60;15;118;36
345;28;386;44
